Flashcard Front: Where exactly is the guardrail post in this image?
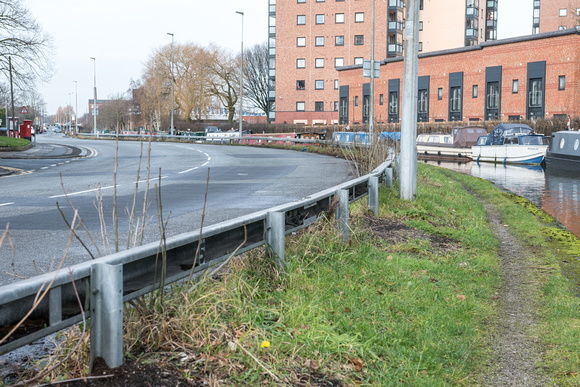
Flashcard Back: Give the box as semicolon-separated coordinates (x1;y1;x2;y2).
90;263;123;371
336;189;350;243
368;176;379;215
384;167;393;189
266;211;286;272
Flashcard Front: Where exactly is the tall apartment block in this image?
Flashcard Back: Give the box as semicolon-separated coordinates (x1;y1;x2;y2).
267;0;498;124
532;0;580;34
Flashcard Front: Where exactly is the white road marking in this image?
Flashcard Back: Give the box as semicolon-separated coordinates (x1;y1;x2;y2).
48;185;117;199
0;202;14;207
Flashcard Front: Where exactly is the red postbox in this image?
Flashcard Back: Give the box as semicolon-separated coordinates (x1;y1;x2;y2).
20;120;32;140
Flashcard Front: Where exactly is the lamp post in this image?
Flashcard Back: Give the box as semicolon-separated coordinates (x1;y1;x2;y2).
167;33;174;135
90;57;97;133
74;80;78;135
68;92;73;134
235;11;244;138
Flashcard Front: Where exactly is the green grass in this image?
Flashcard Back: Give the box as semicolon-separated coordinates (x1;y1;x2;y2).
20;163;580;386
0;136;30;149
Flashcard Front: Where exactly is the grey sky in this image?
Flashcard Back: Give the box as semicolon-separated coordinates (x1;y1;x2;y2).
23;0;532;118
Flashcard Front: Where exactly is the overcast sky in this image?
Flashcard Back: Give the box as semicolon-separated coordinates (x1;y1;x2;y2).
23;0;532;117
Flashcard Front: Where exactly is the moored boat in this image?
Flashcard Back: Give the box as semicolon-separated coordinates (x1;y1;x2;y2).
545;131;580;172
417;126;487;160
471;123;549;165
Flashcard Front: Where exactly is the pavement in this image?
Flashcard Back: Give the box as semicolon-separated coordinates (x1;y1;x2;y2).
0;142;92;177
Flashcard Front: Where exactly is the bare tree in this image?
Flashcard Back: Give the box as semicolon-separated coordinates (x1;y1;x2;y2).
99;94;129;132
0;0;54;87
244;42;269;117
208;46;239;124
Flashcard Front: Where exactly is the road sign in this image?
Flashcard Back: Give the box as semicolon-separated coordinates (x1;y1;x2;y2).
21;106;28;114
363;60;380;78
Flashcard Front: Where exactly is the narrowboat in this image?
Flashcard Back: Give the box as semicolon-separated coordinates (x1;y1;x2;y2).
545;131;580;172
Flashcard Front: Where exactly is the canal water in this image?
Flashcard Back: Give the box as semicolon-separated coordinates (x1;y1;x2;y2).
423;160;580;239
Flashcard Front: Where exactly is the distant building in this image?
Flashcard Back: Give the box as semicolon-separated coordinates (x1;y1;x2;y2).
267;0;498;124
337;29;579;124
533;0;579;34
88;99;107;119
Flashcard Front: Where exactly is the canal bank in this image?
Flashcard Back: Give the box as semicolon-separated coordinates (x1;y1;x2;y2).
7;163;580;386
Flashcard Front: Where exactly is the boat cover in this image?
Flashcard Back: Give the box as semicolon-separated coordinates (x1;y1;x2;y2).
489;124;534;145
452;127;488;147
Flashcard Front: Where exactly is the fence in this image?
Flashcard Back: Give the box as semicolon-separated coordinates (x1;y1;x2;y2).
0;156;393;369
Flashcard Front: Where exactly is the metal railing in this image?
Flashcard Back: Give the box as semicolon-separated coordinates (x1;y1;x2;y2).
0;153;393;368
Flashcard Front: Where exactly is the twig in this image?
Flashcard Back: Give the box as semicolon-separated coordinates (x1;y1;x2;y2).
56;203;95;260
0;211;79;346
234;339;286;384
13;269;88;387
188;168;211;283
138;133;153;246
127;142;144;249
59;174;102;258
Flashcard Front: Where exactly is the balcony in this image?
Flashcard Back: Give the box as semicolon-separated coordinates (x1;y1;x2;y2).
388;21;404;31
388;0;404;9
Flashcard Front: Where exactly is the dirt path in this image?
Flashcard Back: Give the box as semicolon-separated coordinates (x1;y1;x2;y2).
479;200;551;386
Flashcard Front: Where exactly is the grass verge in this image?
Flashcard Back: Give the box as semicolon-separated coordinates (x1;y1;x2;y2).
0;137;30;150
12;163;580;386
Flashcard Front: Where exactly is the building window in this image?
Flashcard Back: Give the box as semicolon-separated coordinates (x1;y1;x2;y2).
296;101;305;111
334;79;339;89
450;87;462;112
316;14;325;24
559;26;567;30
335;57;344;67
355;96;359;106
354;35;364;45
315;101;324;111
336;13;345;23
297;15;306;25
296;80;305;90
354;57;363;65
379;94;384;105
558;75;565;90
297;58;306;68
418;90;428;113
389;92;398;115
334;101;339;111
297;37;306;47
355;12;364;23
316;0;324;2
297;0;305;3
419;21;423;31
472;85;478;98
315;36;324;46
315;58;324;68
438;88;443;100
335;35;344;46
315;80;324;90
529;79;543;107
512;79;519;93
559;8;567;16
487;83;500;109
418;42;423;52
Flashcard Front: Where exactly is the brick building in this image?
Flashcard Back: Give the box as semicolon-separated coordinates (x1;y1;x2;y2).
533;0;580;34
336;29;579;124
267;0;498;124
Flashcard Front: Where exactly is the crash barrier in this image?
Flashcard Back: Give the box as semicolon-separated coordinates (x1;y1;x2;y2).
0;159;394;369
80;132;401;147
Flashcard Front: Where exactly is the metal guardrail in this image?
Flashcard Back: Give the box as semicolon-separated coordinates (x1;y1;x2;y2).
0;150;392;367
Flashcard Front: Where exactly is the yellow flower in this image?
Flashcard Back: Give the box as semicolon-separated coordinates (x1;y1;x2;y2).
261;341;271;348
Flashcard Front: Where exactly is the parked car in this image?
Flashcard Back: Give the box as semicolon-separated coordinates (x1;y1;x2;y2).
204;126;220;135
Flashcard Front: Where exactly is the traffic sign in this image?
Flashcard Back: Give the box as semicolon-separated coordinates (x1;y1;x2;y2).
21;106;28;114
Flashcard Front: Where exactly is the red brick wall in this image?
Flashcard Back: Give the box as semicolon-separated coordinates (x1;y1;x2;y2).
539;0;578;32
338;31;580;124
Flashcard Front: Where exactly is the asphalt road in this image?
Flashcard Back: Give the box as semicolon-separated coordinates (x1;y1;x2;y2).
0;133;353;286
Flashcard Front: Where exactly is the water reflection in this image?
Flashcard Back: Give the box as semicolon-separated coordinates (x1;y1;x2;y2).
422;160;580;238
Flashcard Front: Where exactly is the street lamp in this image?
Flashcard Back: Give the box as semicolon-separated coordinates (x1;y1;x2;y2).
74;80;78;135
68;92;73;134
167;33;174;135
236;11;244;138
90;57;97;133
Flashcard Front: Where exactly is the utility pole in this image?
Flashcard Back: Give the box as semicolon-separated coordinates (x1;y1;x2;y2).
74;81;78;135
91;57;97;133
369;0;375;141
167;33;174;135
9;56;15;137
399;0;420;201
236;11;244;138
